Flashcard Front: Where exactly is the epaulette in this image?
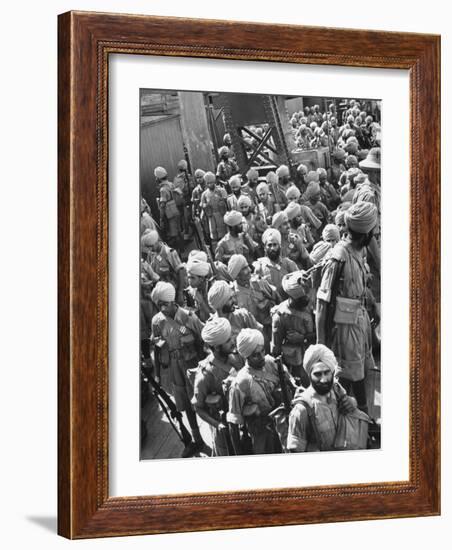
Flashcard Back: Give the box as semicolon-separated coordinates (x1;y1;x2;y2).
329;242;348;262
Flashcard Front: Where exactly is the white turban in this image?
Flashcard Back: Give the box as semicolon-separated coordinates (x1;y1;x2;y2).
229;175;241;187
246;168;259;180
151;281;176;305
304;181;321;200
141;229;159;247
271;212;288;229
286;185;301;200
322;224;340;242
306;171;320;183
303;344;338;378
188;250;208;262
237;195;252;208
266;171;278;185
285;202;301;221
177;159;188;170
256;182;269;195
186;258;210;277
262;228;281;245
204;171;216;184
297;163;308;175
344;201;378;234
309;241;332;264
228;254;248;280
154;166;167;179
276;165;290;178
208;280;233;310
194;168;206;178
224;210;243;227
236;328;264;358
201;317;232;347
282;271;308;299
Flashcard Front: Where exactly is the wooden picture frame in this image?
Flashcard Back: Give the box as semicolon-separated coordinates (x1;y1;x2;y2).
58;11;440;539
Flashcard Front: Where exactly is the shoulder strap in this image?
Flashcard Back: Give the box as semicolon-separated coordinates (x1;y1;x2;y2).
297;397;322;449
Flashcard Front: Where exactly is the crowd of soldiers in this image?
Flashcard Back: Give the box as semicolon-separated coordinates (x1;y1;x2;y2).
140;98;381;458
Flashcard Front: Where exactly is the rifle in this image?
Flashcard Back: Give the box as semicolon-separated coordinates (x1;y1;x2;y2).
275;355;292;415
193;216;217;278
143;350;193;449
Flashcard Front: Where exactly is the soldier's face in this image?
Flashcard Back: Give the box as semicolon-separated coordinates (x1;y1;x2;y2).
279;220;290;236
258;190;268;202
237;265;251;286
247;344;265;369
319;174;327;184
265;240;281;261
231;182;241;195
292;215;302;228
207;181;216;190
218;336;234;356
239;204;250;217
159;301;177;319
188;273;204;289
336;221;346;236
310;363;334;395
325;236;339;246
195;175;204;186
222;296;236;314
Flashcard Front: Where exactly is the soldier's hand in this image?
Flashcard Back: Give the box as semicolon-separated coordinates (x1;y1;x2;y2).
217;422;228;431
338;394;356;415
154;375;160;385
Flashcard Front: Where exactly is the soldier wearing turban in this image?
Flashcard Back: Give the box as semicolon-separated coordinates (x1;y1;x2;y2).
301;181;330;236
191;168;207;223
200;171;228;249
214;209;257;264
192;317;236;456
150;280;206;455
287;344;358;453
241;168;260;206
173;158;193;239
144;230;185;306
317;166;340;210
273;164;293;209
228;254;279;351
184;258;213;322
216;145;239;192
271;271;315;386
254;228;298;298
316;199;379;415
227;329;291;454
155;165;182;250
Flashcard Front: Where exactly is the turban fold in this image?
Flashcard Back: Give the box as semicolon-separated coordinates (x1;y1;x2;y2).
285;201;301;221
306;171;320;183
237;195;252;208
219;146;230;156
322;224;340;242
335;210;346;225
204;171;216;184
282;271;308;299
310;241;332;264
154;166;167;179
236;328;264;358
276;165;290;178
303;344;338;378
186;258;210;277
228;254;248;280
317;167;327;178
246;168;259;180
344;201;378;234
208;280;233;310
224;210;243;227
286;185;301;200
177;159;188;170
188;250;208;262
202;317;232;347
345;155;358;167
229;175;241;187
141;229;159;247
266;171;278;185
297;164;308;175
262;228;281;245
194;168;206;178
333;148;346;161
151;281;176;305
304;181;321;200
272;212;288;229
256;182;269;195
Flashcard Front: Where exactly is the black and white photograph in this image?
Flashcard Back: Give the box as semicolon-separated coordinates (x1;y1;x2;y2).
139;89;382;460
